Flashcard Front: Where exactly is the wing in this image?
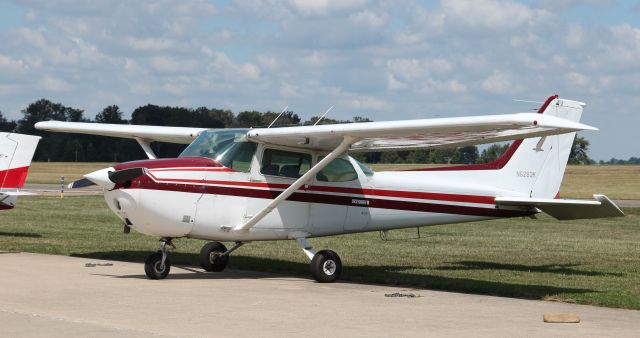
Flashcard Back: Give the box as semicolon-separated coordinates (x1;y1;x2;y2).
34;121;206;145
246;113;596;152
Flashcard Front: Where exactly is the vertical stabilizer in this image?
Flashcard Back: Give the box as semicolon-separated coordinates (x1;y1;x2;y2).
499;95;585;198
0;133;41;209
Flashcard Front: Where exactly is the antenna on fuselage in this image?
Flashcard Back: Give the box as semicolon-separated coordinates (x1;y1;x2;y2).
512;99;544;111
267;106;289;128
313;105;334;126
512;99;544;104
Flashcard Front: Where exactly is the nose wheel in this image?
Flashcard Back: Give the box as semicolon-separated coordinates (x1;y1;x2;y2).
144;238;174;280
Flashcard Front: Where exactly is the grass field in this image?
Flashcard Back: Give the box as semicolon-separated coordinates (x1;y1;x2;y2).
1;195;639;309
26;162;113;184
27;162;640;200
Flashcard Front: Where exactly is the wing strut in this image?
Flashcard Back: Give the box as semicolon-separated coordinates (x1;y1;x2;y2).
233;136;358;232
135;138;157;159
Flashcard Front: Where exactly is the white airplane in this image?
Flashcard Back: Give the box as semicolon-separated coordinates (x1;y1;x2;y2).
35;95;623;281
0;132;41;209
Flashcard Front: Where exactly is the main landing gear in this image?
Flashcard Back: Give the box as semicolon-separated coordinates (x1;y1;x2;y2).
144;239;245;280
143;238;341;282
199;241;244;272
296;238;342;283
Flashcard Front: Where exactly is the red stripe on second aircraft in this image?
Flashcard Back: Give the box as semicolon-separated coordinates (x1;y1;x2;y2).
0;166;30;189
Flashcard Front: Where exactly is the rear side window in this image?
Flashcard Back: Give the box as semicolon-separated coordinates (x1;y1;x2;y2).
317;158;358;182
261;149;312;179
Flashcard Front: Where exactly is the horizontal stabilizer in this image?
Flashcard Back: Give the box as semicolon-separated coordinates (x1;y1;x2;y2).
495;194;624;220
0;191;35;196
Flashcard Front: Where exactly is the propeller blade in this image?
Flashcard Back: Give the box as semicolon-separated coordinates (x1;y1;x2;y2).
84;167;115;190
108;167;147;184
68;178;96;189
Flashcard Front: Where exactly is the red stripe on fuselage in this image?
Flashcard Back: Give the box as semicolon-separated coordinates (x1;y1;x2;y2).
145;172;497;205
129;175;530;218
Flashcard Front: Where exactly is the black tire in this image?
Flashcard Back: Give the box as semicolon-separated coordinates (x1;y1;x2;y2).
144;251;171;280
310;250;342;283
199;242;229;272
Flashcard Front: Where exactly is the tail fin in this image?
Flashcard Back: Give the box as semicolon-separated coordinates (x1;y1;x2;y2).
498;95;585;198
0;132;41;209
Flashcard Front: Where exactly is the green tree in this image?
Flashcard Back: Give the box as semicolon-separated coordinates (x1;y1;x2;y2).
429;148;459;164
16;99;88;161
569;135;592;164
95;105;127;124
479;143;509;163
0;111;16;132
458;146;479;164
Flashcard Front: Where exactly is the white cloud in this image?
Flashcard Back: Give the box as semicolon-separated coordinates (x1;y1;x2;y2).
348;10;387;30
565;72;591;87
287;0;368;17
280;83;301;98
442;0;552;31
344;95;389;110
150;56;199;74
38;75;72;92
481;70;521;94
125;37;183;52
202;47;261;80
566;24;585;47
0;54;27;73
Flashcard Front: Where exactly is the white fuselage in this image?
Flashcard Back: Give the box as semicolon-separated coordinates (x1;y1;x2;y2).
103;143;532;241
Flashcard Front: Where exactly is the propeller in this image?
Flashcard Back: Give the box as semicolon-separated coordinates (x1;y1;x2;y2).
108;167;146;184
67;178;97;189
67;167;147;190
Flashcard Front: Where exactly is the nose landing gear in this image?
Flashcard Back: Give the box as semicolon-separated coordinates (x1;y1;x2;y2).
296;237;342;283
144;238;174;280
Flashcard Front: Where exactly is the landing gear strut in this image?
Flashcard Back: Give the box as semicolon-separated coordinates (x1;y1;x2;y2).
199;241;244;272
296;238;342;283
144;238;174;280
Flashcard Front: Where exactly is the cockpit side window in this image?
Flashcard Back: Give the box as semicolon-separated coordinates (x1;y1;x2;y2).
316;157;358;182
353;158;374;177
216;141;257;173
261;149;311;179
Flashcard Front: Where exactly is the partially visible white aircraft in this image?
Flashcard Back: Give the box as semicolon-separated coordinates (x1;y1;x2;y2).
35;95;623;282
0;132;41;210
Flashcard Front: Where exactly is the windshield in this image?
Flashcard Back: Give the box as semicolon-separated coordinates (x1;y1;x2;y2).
179;129;249;159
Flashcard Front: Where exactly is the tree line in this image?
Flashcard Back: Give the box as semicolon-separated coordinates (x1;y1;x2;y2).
599;157;640;165
0;98;596;164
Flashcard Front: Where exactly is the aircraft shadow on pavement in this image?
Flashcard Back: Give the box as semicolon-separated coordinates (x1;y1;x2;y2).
72;250;595;300
434;261;623;277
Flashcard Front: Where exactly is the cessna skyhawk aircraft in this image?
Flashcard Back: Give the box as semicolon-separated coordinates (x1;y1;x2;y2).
35;95;623;282
0;132;40;210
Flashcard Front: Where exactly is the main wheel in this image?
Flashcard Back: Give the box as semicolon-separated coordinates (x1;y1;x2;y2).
144;251;171;280
199;242;229;272
310;250;342;283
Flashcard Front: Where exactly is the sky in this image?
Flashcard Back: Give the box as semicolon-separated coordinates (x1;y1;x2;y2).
0;0;638;161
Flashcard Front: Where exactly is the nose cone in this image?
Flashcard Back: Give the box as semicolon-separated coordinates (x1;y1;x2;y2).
84;167;115;190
